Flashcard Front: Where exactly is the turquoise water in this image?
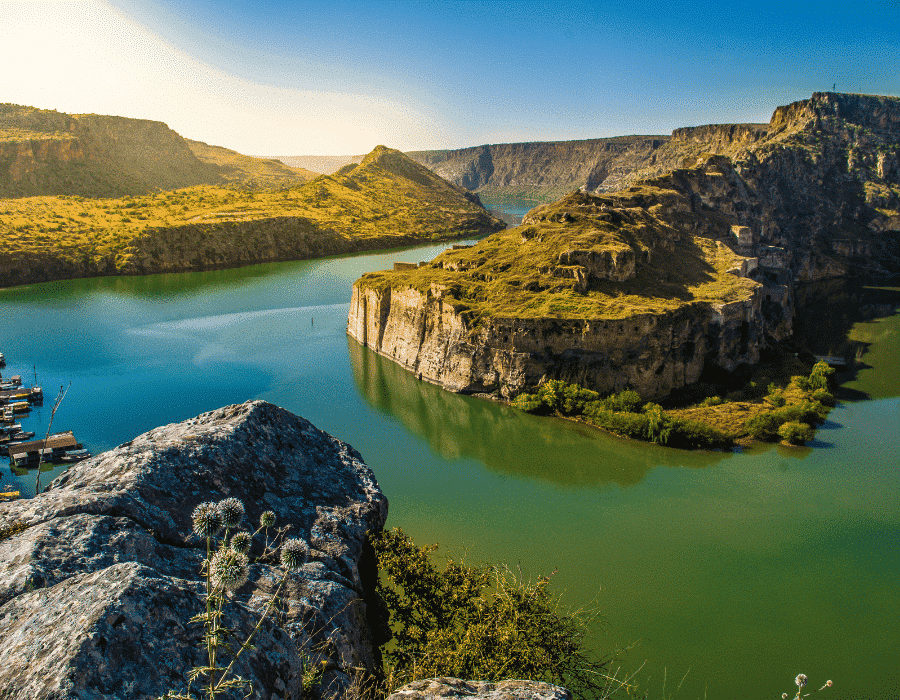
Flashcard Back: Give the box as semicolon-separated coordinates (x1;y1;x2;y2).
0;240;897;699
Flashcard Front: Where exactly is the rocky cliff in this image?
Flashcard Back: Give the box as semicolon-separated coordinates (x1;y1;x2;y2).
0;400;388;699
406;136;669;202
348;93;900;401
0;104;311;198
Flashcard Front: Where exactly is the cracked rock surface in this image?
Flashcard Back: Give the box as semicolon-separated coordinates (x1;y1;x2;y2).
0;400;388;700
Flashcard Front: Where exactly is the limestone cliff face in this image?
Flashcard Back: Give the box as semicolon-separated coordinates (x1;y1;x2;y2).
0;401;388;699
407;136;670;202
347;282;766;400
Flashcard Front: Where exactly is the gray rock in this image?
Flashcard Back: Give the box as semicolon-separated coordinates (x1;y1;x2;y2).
0;400;388;699
387;678;571;700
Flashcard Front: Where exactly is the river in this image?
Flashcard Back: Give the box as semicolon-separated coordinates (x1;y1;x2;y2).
0;206;897;699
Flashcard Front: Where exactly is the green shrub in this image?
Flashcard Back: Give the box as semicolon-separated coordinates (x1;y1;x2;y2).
778;421;814;445
512;392;545;414
812;389;836;407
766;393;786;407
560;383;600;415
747;412;782;440
701;395;723;407
792;375;812;392
809;361;835;391
371;527;612;698
600;389;643;413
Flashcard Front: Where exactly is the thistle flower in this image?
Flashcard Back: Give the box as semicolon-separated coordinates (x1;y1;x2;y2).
260;510;276;528
795;674;808;688
192;502;223;537
231;531;252;555
280;538;308;571
210;547;249;590
218;497;245;528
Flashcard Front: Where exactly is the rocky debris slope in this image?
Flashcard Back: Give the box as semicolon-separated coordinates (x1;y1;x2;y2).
387;678;571;700
0;400;388;700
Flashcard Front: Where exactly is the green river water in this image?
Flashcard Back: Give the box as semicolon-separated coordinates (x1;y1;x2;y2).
0;222;897;699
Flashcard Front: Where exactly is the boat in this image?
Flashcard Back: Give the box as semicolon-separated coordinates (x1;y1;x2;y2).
61;449;92;463
0;424;22;435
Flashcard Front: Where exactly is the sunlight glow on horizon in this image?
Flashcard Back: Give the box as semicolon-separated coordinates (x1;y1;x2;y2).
0;0;447;155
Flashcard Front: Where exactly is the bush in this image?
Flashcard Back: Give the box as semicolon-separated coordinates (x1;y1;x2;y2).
747;412;782;440
792;375;812;392
600;389;643;413
765;392;786;408
371;528;612;699
812;389;836;407
701;395;723;407
809;361;835;391
778;421;814;445
512;392;545;414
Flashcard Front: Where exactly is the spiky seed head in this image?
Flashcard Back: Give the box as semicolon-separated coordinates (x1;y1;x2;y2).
192;502;223;537
825;680;833;688
217;497;245;528
280;538;308;571
210;547;249;590
260;510;276;528
795;675;808;688
231;531;251;555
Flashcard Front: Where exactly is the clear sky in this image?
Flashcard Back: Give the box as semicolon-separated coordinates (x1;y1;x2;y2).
1;0;898;155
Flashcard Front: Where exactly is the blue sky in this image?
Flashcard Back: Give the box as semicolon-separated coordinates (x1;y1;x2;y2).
2;0;898;155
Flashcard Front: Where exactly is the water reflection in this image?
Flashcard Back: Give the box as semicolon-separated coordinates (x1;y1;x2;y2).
348;337;728;487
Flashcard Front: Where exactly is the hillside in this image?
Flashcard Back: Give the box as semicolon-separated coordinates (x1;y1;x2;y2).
0;146;505;287
348;92;900;403
0;104;313;198
186;139;318;187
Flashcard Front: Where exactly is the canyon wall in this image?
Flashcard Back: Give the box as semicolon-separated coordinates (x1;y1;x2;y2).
407;136;669;202
347;282;767;400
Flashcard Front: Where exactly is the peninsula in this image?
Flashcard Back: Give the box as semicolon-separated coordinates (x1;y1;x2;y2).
347;93;900;435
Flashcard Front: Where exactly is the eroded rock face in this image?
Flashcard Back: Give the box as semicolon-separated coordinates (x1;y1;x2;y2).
347;284;769;401
387;678;571;700
0;400;388;700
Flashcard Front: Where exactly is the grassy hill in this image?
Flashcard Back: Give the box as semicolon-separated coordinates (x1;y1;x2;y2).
0;103;313;198
0;146;505;287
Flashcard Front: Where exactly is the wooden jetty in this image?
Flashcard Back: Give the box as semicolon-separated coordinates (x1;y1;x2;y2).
8;431;81;467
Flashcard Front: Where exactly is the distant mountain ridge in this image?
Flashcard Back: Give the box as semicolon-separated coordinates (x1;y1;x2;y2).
0;104;314;198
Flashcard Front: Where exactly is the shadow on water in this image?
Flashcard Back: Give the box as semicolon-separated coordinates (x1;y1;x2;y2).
794;278;900;400
347;337;730;488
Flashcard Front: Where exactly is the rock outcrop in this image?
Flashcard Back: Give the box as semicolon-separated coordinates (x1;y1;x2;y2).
0;401;388;699
349;93;900;401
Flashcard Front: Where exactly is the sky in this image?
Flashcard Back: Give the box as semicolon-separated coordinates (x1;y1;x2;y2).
1;0;898;156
